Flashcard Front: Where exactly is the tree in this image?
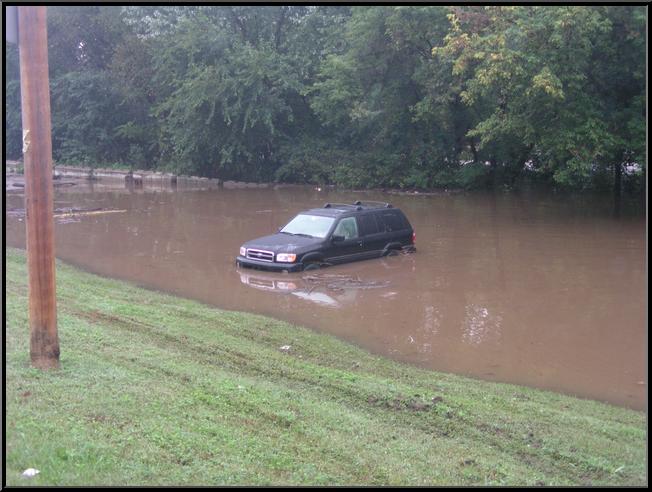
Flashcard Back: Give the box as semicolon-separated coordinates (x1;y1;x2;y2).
47;6;129;77
50;70;128;166
434;6;646;190
4;5;645;195
109;33;160;168
151;7;307;179
5;44;22;159
308;6;465;189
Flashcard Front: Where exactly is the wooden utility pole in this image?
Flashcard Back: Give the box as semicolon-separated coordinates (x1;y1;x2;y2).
16;6;60;369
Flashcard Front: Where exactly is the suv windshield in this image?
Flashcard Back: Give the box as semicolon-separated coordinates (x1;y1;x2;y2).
280;214;335;238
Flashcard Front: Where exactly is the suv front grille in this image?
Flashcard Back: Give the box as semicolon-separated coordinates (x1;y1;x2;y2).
246;249;274;262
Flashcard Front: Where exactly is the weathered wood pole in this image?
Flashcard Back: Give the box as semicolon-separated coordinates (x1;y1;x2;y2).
18;6;60;369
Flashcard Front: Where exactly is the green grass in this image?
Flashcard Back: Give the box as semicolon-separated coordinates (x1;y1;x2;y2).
5;248;647;486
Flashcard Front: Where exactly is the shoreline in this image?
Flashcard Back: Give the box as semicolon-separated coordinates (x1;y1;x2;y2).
5;159;465;195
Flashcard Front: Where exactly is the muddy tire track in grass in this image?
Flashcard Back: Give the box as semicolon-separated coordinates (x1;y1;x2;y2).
58;305;639;484
66;307;460;435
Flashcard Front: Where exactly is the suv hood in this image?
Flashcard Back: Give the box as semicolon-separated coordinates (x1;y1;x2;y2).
243;233;324;254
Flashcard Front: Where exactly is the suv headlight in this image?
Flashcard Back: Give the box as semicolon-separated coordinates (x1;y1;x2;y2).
239;247;247;256
276;253;297;263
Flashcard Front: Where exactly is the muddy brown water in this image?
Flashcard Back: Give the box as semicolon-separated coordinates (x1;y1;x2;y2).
5;180;647;410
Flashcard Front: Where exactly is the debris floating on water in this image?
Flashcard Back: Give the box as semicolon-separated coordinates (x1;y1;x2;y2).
7;207;127;219
54;208;127;218
302;273;390;291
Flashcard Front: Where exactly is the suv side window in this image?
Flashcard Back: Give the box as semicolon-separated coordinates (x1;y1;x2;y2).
358;213;380;236
376;211;407;232
333;217;359;239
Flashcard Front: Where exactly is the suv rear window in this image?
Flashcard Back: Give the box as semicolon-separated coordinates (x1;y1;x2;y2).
376;211;409;232
358;213;380;235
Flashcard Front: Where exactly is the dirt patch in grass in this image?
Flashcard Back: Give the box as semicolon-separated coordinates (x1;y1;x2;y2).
367;394;445;412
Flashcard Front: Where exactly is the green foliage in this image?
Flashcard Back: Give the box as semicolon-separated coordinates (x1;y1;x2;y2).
154;24;302;179
453;162;492;190
5;45;22;159
50;70;128;166
435;6;646;190
2;6;646;194
109;34;159;166
274;137;338;185
47;6;130;77
5;83;22;160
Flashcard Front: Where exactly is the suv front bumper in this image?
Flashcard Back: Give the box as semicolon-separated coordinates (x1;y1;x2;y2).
236;255;304;273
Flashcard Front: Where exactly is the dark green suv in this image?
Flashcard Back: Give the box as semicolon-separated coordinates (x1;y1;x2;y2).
236;201;416;272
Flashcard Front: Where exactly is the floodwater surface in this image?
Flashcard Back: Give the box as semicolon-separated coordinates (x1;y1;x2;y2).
5;180;647;410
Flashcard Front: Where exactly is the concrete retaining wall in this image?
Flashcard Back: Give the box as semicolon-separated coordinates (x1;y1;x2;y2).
6;161;276;190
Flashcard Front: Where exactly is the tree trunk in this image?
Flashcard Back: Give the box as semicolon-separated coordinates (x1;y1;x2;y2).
470;138;479;164
489;156;498;188
613;160;622;217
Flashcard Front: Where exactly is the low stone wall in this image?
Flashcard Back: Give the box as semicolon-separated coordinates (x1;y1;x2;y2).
53;165;177;184
222;180;269;189
6;160;21;172
6;160;274;190
176;175;221;189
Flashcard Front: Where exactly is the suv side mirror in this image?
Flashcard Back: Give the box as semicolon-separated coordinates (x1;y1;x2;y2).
331;234;345;243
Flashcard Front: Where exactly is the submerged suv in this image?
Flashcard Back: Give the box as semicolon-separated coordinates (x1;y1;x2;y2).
236;201;416;272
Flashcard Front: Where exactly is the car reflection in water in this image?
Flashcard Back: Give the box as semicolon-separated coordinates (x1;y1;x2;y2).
237;270;363;308
237;253;416;309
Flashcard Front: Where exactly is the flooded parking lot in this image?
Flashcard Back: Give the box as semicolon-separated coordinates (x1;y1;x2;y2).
5;179;646;410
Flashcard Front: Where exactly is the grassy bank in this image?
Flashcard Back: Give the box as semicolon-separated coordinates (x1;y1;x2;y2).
5;248;646;486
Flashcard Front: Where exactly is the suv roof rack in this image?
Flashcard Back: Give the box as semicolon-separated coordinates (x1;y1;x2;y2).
323;203;363;210
353;200;393;209
323;201;394;211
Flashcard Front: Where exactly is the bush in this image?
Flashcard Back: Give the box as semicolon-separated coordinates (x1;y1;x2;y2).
50;70;129;167
454;162;492;189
